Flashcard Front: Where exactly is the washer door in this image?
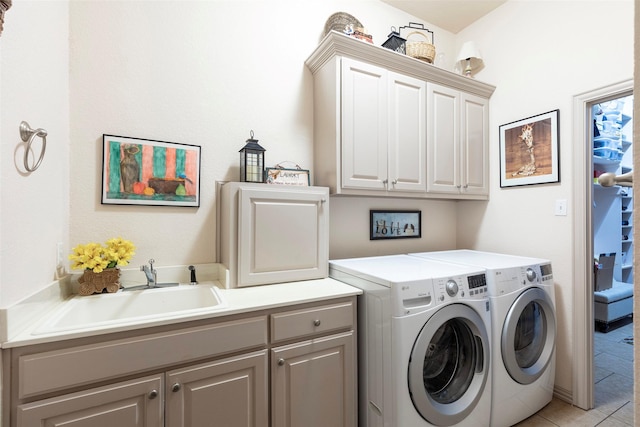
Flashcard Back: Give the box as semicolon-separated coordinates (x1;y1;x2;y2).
408;303;490;426
501;287;556;384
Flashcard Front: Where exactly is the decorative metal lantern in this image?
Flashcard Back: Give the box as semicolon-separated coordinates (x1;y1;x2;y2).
382;27;406;54
239;130;266;183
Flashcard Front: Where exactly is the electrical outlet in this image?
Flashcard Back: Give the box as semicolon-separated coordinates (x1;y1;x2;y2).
555;199;567;216
56;242;64;267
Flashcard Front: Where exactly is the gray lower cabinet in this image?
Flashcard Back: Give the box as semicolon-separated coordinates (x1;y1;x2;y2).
16;350;269;427
6;297;356;427
166;350;268;427
271;332;355;427
17;374;164;427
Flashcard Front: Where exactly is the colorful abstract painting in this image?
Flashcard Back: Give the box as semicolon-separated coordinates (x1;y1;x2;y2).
102;134;201;207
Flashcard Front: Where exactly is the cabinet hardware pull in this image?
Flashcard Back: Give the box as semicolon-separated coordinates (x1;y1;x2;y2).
313;319;321;326
392;179;398;185
172;383;181;392
278;358;285;366
148;390;158;399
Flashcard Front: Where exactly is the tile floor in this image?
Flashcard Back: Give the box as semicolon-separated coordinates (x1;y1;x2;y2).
515;322;634;426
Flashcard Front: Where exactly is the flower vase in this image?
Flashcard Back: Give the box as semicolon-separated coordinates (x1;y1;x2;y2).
78;267;121;296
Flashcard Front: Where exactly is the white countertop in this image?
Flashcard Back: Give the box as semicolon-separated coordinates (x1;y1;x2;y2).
3;278;362;348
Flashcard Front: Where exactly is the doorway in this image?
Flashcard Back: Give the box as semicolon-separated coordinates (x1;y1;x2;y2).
592;94;634;413
572;80;633;411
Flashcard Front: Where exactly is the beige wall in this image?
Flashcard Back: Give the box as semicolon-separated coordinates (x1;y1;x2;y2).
0;0;635;404
455;0;634;399
0;1;70;306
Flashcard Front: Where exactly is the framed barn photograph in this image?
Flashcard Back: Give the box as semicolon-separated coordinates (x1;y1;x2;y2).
370;210;421;240
102;134;201;207
499;109;560;187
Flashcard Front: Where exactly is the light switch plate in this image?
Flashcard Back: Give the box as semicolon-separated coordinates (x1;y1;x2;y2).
555;199;567;216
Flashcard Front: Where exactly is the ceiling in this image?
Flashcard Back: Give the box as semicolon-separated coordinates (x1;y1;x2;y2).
380;0;507;34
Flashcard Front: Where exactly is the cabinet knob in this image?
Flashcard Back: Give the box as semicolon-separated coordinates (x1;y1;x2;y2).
148;390;158;399
278;358;285;366
172;383;181;392
392;179;398;185
382;179;388;184
313;319;321;327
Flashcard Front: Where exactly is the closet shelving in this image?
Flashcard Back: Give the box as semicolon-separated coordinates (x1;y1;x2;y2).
592;96;634;284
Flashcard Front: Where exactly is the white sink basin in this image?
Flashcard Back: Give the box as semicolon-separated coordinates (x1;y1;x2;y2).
33;285;226;335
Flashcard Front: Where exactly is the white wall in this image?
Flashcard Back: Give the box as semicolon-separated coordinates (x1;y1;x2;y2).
68;1;459;271
0;1;70;307
456;0;634;397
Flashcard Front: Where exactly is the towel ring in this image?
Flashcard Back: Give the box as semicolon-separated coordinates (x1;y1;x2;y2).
20;121;47;172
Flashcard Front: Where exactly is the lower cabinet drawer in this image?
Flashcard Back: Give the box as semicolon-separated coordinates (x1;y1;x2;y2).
270;301;354;344
18;316;267;399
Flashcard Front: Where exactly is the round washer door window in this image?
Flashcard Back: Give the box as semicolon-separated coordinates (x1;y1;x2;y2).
501;287;556;384
408;303;490;426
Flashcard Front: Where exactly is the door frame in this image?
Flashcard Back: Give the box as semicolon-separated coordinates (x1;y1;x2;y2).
572;79;633;410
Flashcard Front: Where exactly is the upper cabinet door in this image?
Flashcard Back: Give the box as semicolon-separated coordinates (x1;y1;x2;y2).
341;58;388;190
427;83;460;194
461;93;489;195
388;72;427;193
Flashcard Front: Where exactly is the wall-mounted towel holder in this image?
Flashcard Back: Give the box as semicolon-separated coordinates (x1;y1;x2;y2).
20;121;47;172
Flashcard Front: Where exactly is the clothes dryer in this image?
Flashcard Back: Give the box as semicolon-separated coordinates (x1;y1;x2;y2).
409;250;556;427
329;255;492;427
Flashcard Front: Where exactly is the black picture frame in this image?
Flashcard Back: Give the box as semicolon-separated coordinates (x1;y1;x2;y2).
370;210;421;240
102;134;201;207
499;109;560;188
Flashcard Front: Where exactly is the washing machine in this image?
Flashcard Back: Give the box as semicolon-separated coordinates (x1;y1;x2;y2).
329;254;492;427
409;250;556;427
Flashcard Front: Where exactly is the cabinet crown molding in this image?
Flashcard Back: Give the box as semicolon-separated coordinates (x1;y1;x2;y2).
305;31;496;99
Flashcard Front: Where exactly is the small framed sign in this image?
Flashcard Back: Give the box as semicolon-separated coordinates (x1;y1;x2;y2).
370;210;421;240
265;166;310;186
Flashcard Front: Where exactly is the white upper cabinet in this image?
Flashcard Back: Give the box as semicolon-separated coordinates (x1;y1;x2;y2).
341;58;389;191
306;31;495;200
341;58;426;193
427;84;489;196
220;182;329;288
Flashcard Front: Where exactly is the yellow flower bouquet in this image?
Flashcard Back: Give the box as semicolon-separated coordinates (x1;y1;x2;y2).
70;237;136;295
69;237;136;273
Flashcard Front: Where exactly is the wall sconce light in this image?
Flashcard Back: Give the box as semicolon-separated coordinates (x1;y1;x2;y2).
239;130;266;183
456;41;484;78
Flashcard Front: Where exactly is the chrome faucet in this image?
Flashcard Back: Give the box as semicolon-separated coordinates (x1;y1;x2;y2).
140;259;157;288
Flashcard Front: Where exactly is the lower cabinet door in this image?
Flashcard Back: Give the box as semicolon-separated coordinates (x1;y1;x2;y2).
165;350;268;427
271;332;356;427
17;374;163;427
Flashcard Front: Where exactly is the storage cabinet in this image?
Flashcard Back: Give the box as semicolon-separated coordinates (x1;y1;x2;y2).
220;183;329;288
17;375;164;427
271;332;354;427
166;351;268;427
306;31;495;200
341;58;426;193
426;84;489;196
5;297;357;427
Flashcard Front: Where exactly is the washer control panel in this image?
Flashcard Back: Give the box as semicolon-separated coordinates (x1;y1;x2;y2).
434;273;487;303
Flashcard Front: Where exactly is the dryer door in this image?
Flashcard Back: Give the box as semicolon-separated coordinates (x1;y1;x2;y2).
501;287;556;384
408;303;490;426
